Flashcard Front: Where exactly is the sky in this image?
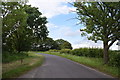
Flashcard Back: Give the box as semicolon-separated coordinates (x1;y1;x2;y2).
28;0;118;50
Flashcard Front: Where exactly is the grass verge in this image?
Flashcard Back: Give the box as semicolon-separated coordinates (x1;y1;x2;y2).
2;51;44;78
42;51;119;78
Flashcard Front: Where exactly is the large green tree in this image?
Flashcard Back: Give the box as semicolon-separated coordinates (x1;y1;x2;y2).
55;39;73;50
2;2;31;52
74;2;120;64
2;2;49;53
24;5;49;49
43;37;60;50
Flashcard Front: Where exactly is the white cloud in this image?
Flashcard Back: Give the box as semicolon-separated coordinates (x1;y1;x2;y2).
28;0;76;18
49;25;80;38
64;30;80;37
46;23;58;28
46;23;80;41
72;39;102;49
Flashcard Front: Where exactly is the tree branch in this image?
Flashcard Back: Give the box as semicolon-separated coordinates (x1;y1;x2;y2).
108;38;117;49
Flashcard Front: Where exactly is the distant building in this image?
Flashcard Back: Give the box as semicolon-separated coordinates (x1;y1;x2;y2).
116;40;120;50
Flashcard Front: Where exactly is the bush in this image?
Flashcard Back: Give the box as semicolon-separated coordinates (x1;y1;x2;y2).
88;48;103;58
59;49;72;54
71;48;103;58
2;52;29;63
109;51;120;67
49;49;59;52
71;48;119;67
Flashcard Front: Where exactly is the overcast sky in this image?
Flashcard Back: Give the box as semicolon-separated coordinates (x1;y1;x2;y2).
28;0;118;50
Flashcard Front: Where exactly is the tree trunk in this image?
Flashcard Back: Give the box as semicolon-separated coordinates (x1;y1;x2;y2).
103;41;109;64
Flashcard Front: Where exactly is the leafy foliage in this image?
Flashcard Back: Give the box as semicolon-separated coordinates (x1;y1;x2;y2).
55;39;73;50
59;49;72;54
2;2;48;53
24;5;49;40
2;52;28;63
31;37;60;51
74;2;120;64
109;51;120;67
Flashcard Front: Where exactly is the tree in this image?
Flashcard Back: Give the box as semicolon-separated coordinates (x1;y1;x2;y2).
43;37;60;50
55;39;73;50
31;37;59;51
2;2;30;52
2;2;49;53
24;5;49;49
74;2;120;64
24;5;48;39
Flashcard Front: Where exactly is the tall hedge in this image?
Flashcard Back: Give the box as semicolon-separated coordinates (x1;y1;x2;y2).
58;48;120;67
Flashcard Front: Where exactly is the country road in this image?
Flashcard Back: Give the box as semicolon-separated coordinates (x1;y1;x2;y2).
19;53;113;78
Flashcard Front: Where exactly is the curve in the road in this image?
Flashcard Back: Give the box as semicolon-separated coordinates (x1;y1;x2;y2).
19;53;113;78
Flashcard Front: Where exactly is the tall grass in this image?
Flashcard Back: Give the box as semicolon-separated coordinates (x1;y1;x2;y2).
2;52;44;78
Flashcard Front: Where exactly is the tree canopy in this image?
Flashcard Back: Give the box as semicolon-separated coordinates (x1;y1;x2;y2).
2;2;73;53
74;2;120;64
55;39;73;50
31;37;60;51
2;2;49;53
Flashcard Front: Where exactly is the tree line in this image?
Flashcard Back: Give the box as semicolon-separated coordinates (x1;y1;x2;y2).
2;1;119;64
2;2;72;53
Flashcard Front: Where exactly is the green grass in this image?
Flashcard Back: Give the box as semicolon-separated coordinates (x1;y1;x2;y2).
2;51;44;78
42;51;119;78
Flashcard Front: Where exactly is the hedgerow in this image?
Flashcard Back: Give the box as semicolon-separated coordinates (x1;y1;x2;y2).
54;48;120;67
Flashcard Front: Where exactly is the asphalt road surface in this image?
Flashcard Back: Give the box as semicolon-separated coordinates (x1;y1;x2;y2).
19;53;113;78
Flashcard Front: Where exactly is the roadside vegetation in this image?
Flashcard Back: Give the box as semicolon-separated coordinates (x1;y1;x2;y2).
2;1;73;78
42;48;120;78
2;52;44;78
2;1;120;79
74;2;120;64
2;2;47;78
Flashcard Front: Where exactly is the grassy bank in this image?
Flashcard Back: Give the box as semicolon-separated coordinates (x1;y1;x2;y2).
2;51;44;78
42;51;119;78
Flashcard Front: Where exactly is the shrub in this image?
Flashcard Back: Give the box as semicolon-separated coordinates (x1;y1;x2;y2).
49;49;59;52
2;52;29;63
59;49;72;54
88;48;103;58
71;48;119;67
109;51;120;67
71;48;103;58
70;49;81;56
